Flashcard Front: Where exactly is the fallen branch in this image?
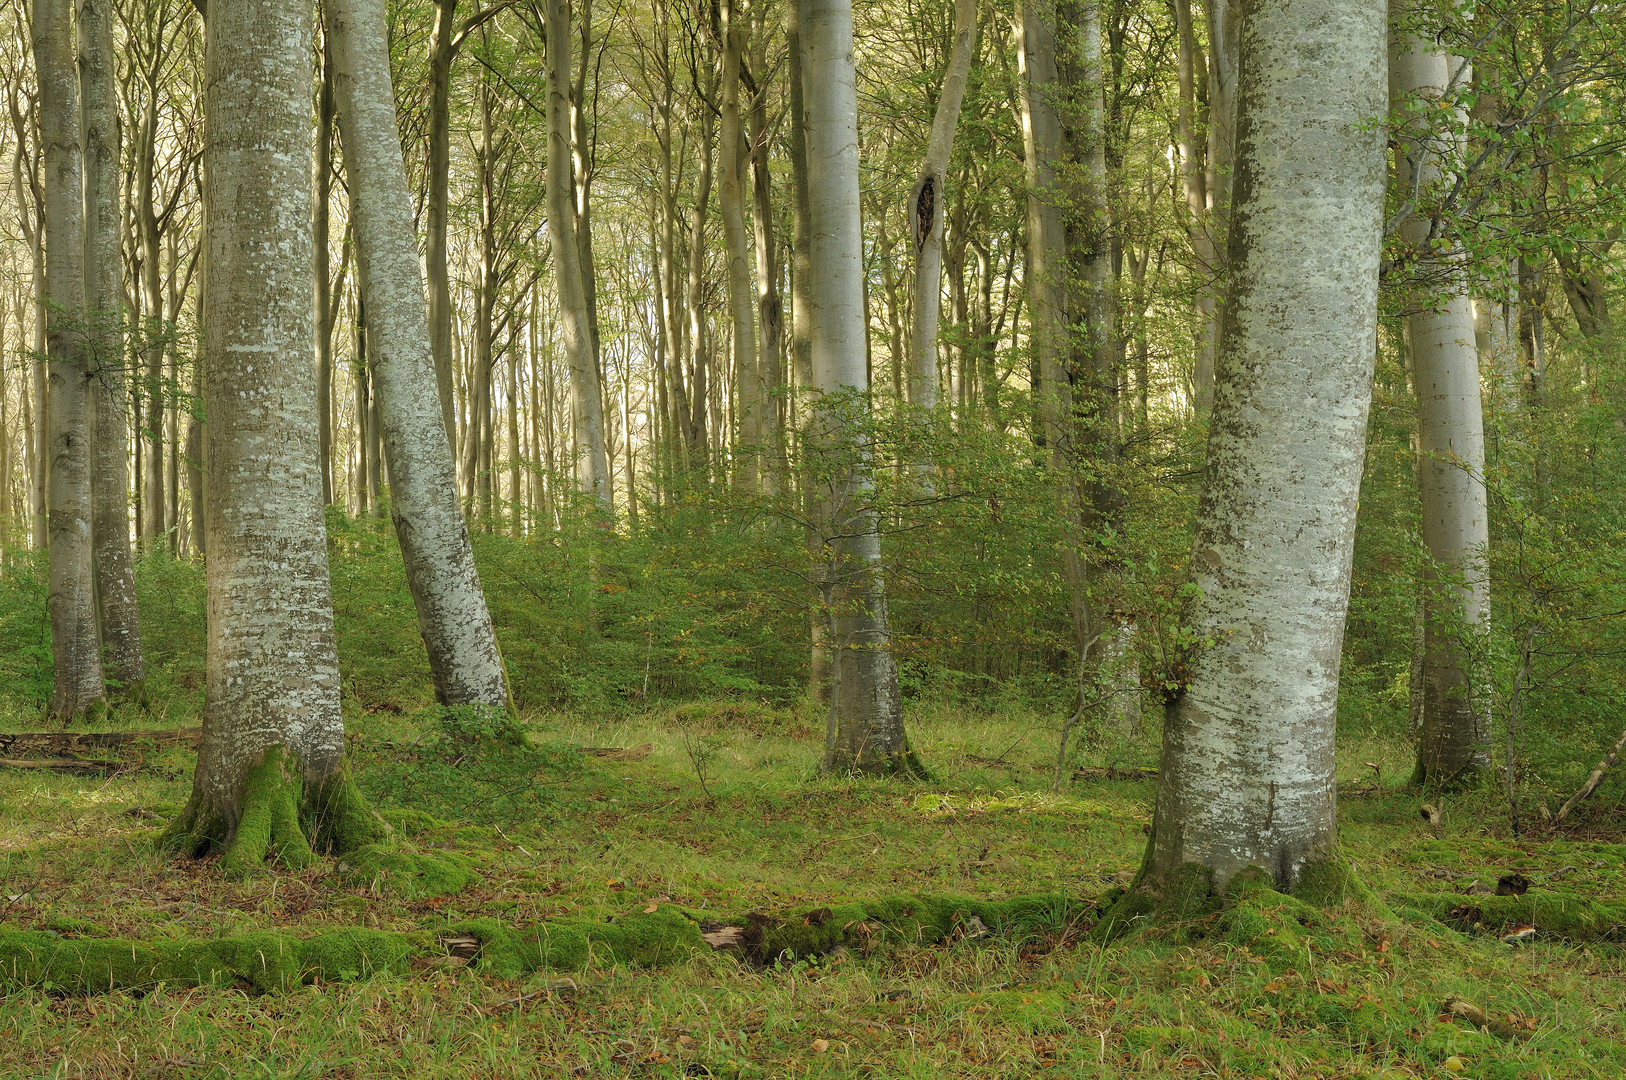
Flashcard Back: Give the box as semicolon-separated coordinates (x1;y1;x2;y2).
1444;996;1535;1042
1552;724;1626;824
1072;766;1158;781
0;757;118;774
577;744;652;762
0;728;199;756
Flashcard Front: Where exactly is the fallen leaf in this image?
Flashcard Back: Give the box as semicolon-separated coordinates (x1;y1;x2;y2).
810;1039;829;1054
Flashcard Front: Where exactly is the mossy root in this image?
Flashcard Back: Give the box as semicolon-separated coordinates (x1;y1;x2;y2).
162;745;386;878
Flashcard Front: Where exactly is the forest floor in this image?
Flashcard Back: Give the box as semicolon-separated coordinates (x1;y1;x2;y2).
1;704;1623;1079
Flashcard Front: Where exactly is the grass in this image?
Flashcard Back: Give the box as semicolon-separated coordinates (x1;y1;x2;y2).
2;702;1624;1078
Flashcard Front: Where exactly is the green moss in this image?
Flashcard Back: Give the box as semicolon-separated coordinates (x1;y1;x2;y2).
448;904;708;976
744;893;1080;961
1399;890;1626;941
0;927;424;995
162;747;385;877
1291;856;1379;908
220;746;314;876
1092;861;1216;941
337;844;478;900
304;770;389;855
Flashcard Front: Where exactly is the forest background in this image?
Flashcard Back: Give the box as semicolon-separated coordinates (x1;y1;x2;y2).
0;0;1625;1074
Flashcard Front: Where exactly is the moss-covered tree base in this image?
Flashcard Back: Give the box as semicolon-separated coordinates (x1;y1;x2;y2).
824;746;934;781
1091;856;1384;944
162;745;387;878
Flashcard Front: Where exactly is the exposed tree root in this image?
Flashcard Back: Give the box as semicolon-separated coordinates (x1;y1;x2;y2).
162;745;387;877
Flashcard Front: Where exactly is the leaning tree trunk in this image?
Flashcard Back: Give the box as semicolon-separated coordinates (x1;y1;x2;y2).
1137;0;1387;895
1392;19;1491;788
167;0;380;875
805;0;918;776
32;0;105;720
544;0;612;515
326;0;509;709
907;0;976;418
81;0;144;699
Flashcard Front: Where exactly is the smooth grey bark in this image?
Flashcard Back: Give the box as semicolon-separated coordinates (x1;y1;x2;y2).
327;0;509;708
786;0;829;703
720;0;762;490
80;0;144;695
315;27;337;506
907;0;976;415
1391;25;1491;786
425;0;461;451
1055;0;1124;729
746;19;786;491
1145;0;1387;892
1190;0;1240;413
1015;0;1069;455
186;0;348;825
805;0;914;775
33;0;105;719
544;0;612;514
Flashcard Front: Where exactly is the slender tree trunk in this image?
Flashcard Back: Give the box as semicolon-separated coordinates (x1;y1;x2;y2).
355;306;372;517
81;0;144;696
425;0;460;447
1392;22;1491;787
1055;0;1124;728
907;0;976;417
1016;1;1069;458
1139;0;1386;894
805;0;915;775
747;23;785;492
11;123;49;552
170;0;380;873
137;63;166;548
545;0;612;513
684;97;715;467
33;0;105;719
787;0;828;702
720;0;761;490
1191;0;1240;413
315;27;337;506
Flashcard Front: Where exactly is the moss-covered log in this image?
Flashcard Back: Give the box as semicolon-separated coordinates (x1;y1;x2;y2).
1395;890;1626;942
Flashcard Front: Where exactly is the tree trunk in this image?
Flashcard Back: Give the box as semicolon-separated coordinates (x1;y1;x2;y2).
32;0;105;719
169;0;380;875
720;0;761;491
787;0;829;703
136;58;166;548
805;0;916;776
425;0;460;448
315;27;337;506
545;0;612;514
746;20;786;492
1140;0;1386;894
1392;24;1491;787
907;0;976;419
1016;0;1069;457
1191;0;1240;413
81;0;145;697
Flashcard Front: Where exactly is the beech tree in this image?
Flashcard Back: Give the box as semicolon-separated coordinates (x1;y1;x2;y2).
167;0;378;870
1135;0;1387;895
805;0;917;775
81;0;143;696
31;0;102;719
1390;12;1491;787
326;0;509;709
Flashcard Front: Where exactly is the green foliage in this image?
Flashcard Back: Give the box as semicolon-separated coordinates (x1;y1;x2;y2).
357;705;582;829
